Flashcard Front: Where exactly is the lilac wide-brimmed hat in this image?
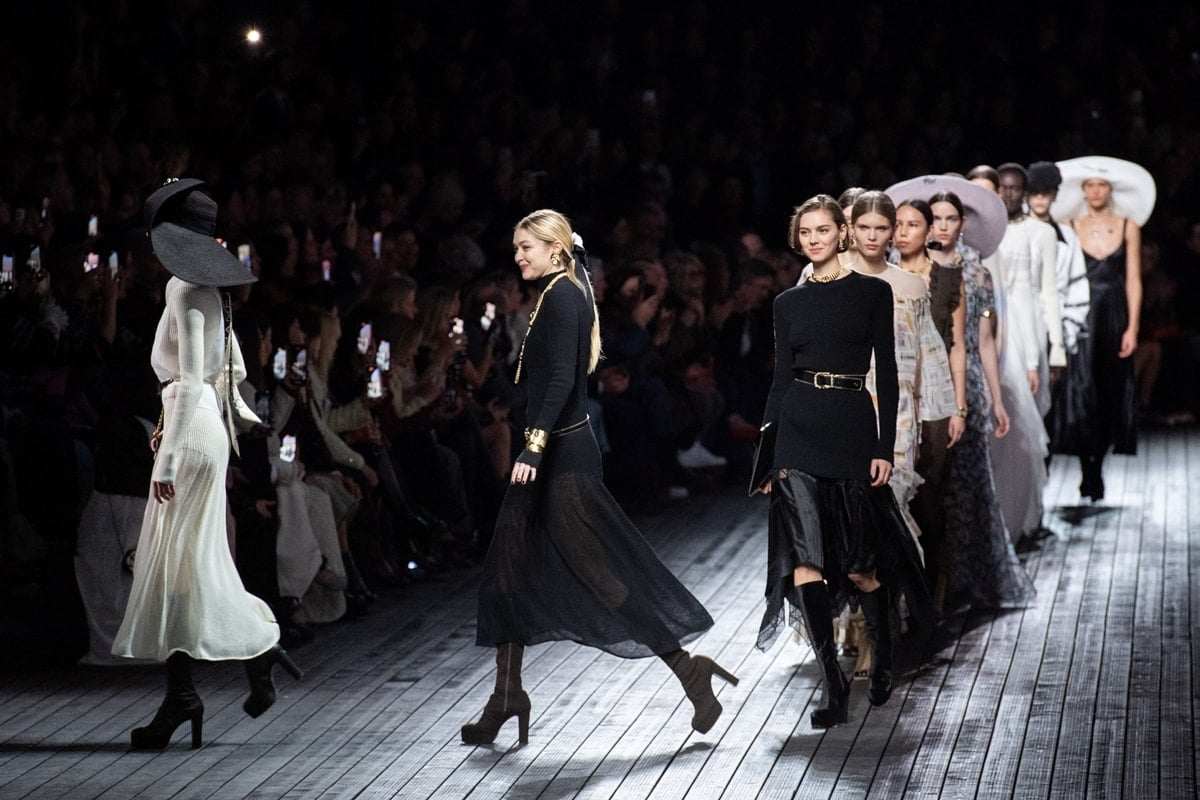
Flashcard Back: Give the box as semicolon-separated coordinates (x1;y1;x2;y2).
885;173;1008;258
144;178;256;287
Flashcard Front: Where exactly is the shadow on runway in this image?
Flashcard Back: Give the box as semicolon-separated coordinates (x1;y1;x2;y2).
501;744;706;800
1052;504;1118;527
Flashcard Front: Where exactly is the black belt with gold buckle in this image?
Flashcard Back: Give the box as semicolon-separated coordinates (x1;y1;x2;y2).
794;369;866;391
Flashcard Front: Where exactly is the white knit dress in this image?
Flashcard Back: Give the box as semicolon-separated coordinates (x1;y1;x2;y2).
113;278;278;662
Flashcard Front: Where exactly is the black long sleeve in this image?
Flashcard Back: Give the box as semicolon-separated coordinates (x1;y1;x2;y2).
764;272;897;480
514;272;591;468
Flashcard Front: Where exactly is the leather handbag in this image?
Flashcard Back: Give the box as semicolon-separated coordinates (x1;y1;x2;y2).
747;421;776;496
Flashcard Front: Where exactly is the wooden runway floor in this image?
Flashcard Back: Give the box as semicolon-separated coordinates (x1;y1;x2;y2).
1;427;1196;799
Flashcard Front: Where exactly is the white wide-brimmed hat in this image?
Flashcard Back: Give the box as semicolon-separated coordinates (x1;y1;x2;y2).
1051;156;1156;227
885;174;1008;258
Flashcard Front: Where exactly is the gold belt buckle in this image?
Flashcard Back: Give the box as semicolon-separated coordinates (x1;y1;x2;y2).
813;371;834;389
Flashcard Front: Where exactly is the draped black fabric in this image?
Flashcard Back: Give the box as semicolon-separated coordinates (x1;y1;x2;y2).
475;424;713;658
1073;243;1138;456
756;469;933;652
1047;335;1098;456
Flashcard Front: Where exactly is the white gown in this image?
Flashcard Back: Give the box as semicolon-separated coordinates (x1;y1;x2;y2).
113;278;278;662
984;245;1050;542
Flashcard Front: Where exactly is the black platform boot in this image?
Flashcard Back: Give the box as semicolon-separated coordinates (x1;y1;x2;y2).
461;643;531;745
243;644;304;718
798;581;850;728
131;651;204;750
858;586;893;706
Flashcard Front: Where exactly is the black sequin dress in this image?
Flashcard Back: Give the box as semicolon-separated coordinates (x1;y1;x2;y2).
475;266;713;658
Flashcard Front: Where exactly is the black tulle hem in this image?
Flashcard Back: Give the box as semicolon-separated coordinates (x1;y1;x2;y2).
475;426;714;659
756;469;933;652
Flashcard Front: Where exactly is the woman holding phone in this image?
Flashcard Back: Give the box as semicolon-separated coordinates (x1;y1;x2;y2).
113;179;301;750
463;209;736;746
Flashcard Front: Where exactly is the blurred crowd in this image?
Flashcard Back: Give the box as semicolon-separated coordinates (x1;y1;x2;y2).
1;0;1198;665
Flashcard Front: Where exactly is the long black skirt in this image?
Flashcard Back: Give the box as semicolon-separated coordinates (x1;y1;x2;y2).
475;424;714;658
757;469;933;652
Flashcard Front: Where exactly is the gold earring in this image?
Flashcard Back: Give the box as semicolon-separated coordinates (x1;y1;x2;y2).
837;237;849;253
551;254;561;266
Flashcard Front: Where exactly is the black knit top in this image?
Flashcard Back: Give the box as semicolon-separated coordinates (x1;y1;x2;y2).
763;271;898;481
514;269;592;467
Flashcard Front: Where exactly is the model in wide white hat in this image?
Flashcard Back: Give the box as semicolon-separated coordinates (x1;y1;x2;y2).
1047;155;1146;505
1050;156;1156;228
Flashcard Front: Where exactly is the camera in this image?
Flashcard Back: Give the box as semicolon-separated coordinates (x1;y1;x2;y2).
357;321;373;355
376;340;391;372
480;301;496;332
83;252;100;273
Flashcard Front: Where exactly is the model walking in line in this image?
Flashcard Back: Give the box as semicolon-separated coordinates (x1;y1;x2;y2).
1053;156;1154;502
113;179;301;750
463;209;737;746
756;194;932;729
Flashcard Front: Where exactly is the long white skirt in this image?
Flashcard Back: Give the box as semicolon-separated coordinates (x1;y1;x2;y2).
112;386;278;662
990;350;1050;542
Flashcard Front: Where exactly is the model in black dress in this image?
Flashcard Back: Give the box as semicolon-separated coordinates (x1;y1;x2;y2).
756;195;931;729
1070;190;1142;501
463;209;737;746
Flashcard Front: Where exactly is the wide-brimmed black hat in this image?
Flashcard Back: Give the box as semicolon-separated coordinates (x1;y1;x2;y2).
144;178;256;287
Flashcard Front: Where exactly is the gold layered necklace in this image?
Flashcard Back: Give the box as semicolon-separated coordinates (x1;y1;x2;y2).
514;270;571;384
810;267;846;283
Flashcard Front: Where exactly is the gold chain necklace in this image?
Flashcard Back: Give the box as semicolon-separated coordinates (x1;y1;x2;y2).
810;267;846;284
514;271;571;384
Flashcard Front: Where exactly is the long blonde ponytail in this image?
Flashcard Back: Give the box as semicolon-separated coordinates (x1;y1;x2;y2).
516;209;603;373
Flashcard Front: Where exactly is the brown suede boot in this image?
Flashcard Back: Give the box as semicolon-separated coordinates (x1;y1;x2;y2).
661;649;740;734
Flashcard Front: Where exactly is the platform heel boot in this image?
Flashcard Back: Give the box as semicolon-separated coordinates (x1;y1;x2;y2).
131;651;204;750
798;581;850;728
461;643;531;745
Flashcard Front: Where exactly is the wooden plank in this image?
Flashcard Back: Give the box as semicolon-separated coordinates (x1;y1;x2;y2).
1011;470;1098;798
1124;431;1166;798
1087;451;1139;798
1048;450;1124;799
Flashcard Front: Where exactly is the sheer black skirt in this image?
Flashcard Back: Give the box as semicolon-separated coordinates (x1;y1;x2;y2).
756;469;933;652
475;424;713;658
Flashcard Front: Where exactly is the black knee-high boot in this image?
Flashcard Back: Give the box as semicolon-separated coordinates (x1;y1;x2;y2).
858;586;893;706
131;651;204;750
462;643;531;745
798;581;849;728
